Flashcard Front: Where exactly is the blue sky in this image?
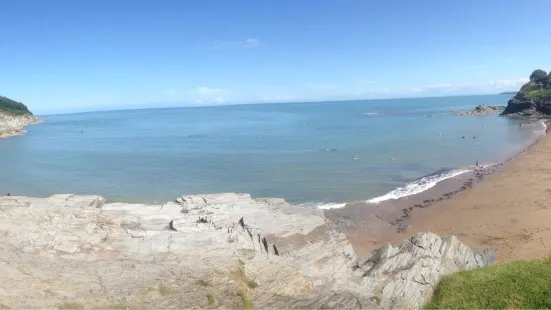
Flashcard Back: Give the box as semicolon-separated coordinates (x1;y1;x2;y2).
1;0;551;114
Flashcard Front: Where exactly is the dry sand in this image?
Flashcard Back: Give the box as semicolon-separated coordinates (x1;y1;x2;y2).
328;124;551;263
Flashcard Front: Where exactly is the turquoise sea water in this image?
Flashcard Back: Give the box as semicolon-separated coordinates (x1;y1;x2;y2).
0;95;544;206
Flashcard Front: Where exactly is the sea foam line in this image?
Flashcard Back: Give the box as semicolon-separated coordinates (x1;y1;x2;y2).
366;168;471;204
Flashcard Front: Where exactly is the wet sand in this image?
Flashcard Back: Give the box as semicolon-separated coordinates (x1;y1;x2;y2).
326;122;551;263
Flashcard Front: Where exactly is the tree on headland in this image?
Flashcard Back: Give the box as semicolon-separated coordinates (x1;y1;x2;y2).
529;69;548;84
0;96;32;115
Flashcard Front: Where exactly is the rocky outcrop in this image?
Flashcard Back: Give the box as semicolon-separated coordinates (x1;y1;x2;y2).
0;113;43;138
453;104;505;116
349;232;494;309
502;70;551;118
502;90;551;118
0;193;492;309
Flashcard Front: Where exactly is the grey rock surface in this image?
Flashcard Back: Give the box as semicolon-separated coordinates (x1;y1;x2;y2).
0;193;491;309
0;113;42;138
349;232;494;309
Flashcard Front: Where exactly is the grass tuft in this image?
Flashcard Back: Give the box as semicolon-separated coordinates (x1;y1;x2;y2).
236;289;253;309
158;284;178;296
196;279;211;287
57;302;84;310
247;279;258;289
207;294;215;305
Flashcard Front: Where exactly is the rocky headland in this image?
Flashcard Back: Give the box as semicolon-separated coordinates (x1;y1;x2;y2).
0;95;42;138
502;69;551;118
0;193;492;309
0;113;43;138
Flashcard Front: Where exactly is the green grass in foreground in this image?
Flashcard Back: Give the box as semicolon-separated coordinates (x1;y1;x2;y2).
425;258;551;309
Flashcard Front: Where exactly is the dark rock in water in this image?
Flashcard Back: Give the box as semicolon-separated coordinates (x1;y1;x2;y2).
453;104;505;116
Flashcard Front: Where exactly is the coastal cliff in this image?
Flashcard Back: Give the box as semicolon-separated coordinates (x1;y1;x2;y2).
0;193;491;309
502;69;551;117
0;95;42;138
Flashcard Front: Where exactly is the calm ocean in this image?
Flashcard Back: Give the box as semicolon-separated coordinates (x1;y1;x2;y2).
0;95;544;207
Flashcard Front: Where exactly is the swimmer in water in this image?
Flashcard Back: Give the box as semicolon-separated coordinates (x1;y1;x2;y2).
462;136;465;139
473;136;476;139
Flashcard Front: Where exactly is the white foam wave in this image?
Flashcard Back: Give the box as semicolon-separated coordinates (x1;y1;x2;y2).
535;120;547;136
296;202;347;210
366;169;471;204
316;202;347;210
363;112;378;116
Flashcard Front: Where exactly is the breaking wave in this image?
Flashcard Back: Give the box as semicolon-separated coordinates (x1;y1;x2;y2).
366;168;471;204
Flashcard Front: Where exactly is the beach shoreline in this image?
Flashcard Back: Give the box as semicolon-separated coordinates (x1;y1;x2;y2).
327;119;551;262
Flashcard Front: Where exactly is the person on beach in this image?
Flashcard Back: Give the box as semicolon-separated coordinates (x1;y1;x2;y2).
519;123;522;128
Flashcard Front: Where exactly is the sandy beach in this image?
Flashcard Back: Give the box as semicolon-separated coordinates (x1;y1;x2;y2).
328;122;551;263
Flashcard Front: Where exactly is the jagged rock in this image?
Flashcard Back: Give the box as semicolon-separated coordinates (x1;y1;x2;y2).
0;194;491;309
348;232;494;309
453;104;505;116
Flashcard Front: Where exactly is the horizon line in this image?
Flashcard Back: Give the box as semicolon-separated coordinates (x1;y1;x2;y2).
37;92;515;117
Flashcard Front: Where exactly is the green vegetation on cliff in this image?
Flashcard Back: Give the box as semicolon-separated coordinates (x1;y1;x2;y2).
524;69;551;101
502;68;551;116
424;258;551;309
0;96;32;115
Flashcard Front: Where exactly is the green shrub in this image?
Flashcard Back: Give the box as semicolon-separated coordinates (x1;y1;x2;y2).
526;89;551;101
520;82;541;93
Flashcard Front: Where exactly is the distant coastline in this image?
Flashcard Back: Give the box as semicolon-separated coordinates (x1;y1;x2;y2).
499;91;517;95
0;95;42;138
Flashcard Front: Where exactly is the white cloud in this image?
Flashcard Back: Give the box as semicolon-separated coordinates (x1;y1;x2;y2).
259;95;297;102
361;80;377;84
245;38;262;47
488;78;529;88
195;99;205;104
215;97;225;104
196;86;230;95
